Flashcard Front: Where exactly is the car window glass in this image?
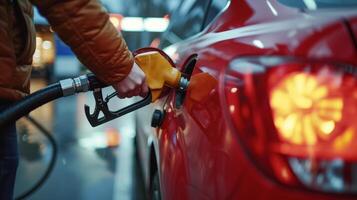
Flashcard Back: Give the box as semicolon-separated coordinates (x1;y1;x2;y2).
203;0;229;28
160;0;209;48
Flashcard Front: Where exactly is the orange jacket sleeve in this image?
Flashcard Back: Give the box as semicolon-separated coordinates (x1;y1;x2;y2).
0;3;22;100
30;0;134;84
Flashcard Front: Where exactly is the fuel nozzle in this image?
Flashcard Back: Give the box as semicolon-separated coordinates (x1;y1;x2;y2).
134;49;189;101
84;48;190;127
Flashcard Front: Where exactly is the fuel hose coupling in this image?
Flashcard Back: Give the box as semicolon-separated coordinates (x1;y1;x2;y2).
59;75;90;96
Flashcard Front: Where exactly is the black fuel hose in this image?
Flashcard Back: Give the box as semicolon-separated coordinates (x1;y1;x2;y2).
15;115;58;200
0;73;107;129
0;74;106;198
0;83;63;128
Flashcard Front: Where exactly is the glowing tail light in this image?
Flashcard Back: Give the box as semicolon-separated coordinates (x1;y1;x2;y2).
224;57;357;193
270;72;344;145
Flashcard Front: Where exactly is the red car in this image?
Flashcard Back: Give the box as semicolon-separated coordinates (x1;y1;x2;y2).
135;0;357;199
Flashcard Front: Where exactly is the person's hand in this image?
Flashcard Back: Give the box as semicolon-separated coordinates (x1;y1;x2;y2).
113;62;148;98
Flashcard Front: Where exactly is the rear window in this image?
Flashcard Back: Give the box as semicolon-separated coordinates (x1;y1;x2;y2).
278;0;357;10
160;0;210;48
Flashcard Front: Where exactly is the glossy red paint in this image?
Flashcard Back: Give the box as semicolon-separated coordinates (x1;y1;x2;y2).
135;0;357;199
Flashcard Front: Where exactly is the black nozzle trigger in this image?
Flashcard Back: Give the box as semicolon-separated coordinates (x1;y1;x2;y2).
84;88;152;127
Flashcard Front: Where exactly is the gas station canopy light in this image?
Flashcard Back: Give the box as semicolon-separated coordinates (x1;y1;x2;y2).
110;14;170;32
121;17;145;32
144;17;170;32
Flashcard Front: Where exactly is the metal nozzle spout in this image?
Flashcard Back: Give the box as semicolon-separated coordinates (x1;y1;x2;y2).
178;77;190;92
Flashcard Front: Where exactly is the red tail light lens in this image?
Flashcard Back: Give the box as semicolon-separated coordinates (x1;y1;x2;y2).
223;57;357;193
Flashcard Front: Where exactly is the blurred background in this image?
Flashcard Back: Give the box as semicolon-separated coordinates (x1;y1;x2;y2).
14;0;180;199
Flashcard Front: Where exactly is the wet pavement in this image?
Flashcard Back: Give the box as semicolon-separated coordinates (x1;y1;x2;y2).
14;79;146;200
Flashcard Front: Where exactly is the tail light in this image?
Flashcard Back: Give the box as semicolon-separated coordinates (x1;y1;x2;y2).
223;56;357;193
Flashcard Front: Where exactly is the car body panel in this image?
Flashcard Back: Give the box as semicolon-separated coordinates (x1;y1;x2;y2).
135;0;357;199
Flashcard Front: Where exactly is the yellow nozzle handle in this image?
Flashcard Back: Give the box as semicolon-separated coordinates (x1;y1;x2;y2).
135;51;182;102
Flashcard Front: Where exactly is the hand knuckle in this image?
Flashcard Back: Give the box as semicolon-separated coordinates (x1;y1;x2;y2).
134;79;141;85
